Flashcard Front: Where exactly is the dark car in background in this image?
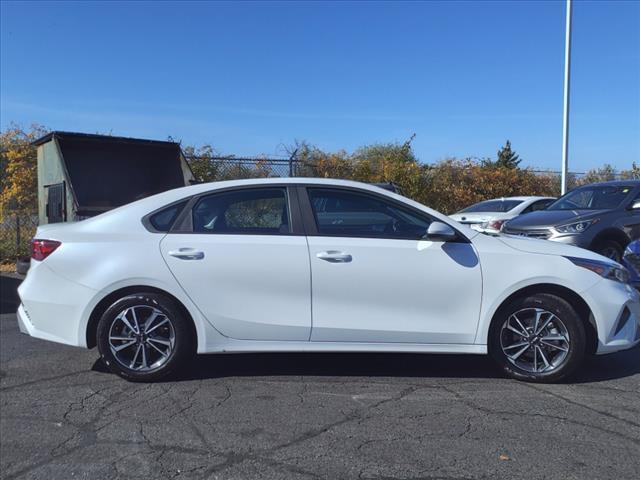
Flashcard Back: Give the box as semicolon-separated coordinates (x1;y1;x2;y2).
503;180;640;262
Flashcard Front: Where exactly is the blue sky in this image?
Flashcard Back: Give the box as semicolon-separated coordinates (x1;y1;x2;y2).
1;0;638;171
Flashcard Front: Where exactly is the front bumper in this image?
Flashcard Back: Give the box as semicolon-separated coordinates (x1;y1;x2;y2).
581;280;640;355
548;233;591;249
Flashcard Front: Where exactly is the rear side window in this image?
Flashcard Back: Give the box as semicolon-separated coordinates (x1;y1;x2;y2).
148;201;188;232
460;199;523;213
192;188;290;234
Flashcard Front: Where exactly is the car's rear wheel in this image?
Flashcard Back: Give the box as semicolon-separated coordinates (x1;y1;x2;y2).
489;293;586;383
97;293;193;382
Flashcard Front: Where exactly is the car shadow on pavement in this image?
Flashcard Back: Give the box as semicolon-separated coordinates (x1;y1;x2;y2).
0;275;21;314
92;346;640;384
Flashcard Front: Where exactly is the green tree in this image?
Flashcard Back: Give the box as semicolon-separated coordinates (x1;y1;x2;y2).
494;140;521;169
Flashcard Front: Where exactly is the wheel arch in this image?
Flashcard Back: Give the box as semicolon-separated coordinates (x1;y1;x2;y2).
487;283;598;355
86;285;198;350
590;228;630;252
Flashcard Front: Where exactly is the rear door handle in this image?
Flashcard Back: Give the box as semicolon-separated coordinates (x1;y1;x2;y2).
168;248;205;260
316;251;352;263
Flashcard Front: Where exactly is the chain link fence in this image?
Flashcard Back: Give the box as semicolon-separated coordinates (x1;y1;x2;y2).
0;212;38;266
185;156;297;181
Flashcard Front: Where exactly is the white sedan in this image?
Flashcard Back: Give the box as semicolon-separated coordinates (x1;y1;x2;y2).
450;196;555;234
17;178;640;383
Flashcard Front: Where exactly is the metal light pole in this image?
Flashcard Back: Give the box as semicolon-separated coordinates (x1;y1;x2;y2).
561;0;573;195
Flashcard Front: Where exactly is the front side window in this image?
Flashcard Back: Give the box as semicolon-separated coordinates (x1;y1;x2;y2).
193;188;290;234
522;199;553;214
308;188;430;239
548;185;634;211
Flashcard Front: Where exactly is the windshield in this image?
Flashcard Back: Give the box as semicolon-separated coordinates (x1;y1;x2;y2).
460;199;523;213
547;185;633;211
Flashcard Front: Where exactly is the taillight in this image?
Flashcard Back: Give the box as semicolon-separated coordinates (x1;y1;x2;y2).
488;220;506;231
31;239;61;261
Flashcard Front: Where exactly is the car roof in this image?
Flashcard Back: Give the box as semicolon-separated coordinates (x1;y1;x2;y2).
475;196;555;202
80;177;478;239
578;179;640;188
174;177;400;195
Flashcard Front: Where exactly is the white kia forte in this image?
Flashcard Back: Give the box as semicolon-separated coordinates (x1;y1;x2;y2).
17;178;640;382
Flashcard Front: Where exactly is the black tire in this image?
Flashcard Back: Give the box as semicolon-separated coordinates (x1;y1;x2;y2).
489;293;586;383
593;239;623;263
97;293;194;382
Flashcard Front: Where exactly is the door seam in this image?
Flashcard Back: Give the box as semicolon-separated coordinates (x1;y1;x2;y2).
304;235;314;341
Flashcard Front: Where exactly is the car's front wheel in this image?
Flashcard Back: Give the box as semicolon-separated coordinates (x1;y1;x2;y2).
594;239;623;263
489;293;586;383
97;293;193;382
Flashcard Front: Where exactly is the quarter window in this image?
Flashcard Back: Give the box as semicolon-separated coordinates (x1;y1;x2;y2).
148;200;188;232
308;188;430;239
193;188;290;234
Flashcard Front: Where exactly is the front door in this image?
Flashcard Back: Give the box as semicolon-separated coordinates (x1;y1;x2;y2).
303;187;482;344
161;186;311;341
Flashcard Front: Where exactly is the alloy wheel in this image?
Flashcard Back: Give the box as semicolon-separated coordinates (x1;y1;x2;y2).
108;305;175;372
599;246;621;262
500;308;570;374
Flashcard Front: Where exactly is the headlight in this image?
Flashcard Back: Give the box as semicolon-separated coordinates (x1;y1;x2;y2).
565;256;629;284
554;219;599;234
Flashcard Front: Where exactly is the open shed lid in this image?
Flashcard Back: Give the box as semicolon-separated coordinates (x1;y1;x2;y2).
34;132;188;213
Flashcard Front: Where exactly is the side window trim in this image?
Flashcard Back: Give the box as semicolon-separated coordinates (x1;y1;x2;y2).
297;185;468;241
170;185;305;235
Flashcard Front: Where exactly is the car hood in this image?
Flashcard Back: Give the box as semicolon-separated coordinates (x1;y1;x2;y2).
498;235;610;262
505;209;606;229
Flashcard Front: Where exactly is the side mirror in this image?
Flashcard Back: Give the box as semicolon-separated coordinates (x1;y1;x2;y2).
630;200;640;210
425;221;457;242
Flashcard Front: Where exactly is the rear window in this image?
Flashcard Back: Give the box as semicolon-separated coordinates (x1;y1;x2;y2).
460;199;523;213
148;201;188;232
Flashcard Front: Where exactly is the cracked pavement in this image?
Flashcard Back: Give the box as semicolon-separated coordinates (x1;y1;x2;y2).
1;310;639;480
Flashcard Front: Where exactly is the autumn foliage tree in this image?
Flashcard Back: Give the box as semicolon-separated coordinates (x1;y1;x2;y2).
1;124;48;262
0;125;48;216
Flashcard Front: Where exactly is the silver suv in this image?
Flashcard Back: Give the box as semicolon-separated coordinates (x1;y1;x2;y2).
502;180;640;262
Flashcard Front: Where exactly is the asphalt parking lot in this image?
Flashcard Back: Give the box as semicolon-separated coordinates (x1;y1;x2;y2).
1;277;639;480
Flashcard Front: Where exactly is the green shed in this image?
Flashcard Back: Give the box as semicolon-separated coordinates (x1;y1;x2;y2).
33;132;195;224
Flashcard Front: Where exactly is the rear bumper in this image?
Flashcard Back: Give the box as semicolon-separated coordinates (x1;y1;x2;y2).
17;262;97;348
581;280;640;355
17;304;29;335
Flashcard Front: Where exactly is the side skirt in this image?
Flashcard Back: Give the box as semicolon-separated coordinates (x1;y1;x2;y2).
202;340;487;355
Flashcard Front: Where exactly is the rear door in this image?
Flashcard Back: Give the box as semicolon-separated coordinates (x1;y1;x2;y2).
160;186;311;341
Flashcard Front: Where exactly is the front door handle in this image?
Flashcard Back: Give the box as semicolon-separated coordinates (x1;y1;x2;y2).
316;251;352;263
168;248;205;260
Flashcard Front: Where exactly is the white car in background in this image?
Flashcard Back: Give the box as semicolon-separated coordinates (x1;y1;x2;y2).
450;196;555;234
16;179;640;383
